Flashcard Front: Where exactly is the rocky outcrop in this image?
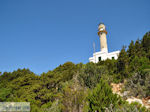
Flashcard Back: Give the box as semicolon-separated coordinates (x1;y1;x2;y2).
111;83;150;109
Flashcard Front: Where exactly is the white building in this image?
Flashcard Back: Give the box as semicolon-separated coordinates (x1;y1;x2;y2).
89;23;120;63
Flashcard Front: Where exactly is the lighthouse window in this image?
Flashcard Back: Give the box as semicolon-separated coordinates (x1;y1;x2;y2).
98;57;101;61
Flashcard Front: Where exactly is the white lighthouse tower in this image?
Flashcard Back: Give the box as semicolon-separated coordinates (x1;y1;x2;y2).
98;23;108;53
89;23;120;63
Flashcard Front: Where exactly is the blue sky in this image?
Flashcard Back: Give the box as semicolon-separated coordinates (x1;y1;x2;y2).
0;0;150;74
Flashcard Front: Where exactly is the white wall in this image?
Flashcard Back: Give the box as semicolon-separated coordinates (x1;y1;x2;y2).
89;51;120;63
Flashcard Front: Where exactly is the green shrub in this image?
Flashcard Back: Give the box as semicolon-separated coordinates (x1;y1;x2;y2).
86;79;122;112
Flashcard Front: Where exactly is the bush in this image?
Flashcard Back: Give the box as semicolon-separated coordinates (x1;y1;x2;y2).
86;79;122;112
79;62;108;88
105;102;149;112
124;72;150;98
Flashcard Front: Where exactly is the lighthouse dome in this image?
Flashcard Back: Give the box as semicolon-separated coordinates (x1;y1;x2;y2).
98;23;106;31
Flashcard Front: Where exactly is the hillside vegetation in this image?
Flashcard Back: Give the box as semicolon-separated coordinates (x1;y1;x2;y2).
0;32;150;112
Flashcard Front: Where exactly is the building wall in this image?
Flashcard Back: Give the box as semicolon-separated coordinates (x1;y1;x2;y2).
89;51;120;63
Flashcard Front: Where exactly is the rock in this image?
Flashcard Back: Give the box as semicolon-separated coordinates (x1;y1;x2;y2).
148;100;150;104
126;97;144;106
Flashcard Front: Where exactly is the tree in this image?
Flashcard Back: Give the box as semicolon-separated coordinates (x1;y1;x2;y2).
0;88;12;101
79;63;108;88
61;75;87;112
129;56;149;72
103;59;117;75
117;46;129;79
87;79;122;112
142;32;150;59
125;71;150;98
127;40;135;61
134;39;145;57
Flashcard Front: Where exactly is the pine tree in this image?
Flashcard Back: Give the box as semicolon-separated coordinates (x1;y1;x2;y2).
134;39;145;57
87;79;122;112
117;46;129;78
127;40;135;61
141;32;150;59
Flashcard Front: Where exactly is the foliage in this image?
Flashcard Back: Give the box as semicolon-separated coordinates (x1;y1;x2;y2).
86;79;123;112
105;102;150;112
117;46;129;79
61;76;87;112
142;32;150;58
0;87;12;101
124;71;150;98
79;62;109;89
129;56;150;72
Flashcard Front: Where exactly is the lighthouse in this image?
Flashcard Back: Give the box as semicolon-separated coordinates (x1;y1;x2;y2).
98;23;108;53
89;23;120;63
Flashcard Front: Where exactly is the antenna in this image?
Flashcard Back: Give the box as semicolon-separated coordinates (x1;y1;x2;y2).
93;42;95;53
